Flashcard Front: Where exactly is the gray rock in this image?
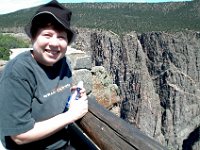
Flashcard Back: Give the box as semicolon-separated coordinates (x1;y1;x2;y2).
72;69;93;95
75;29;200;150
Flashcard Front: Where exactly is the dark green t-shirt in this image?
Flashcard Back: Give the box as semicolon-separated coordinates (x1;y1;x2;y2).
0;51;72;149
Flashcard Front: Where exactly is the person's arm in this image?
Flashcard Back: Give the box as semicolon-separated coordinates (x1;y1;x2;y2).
11;88;88;145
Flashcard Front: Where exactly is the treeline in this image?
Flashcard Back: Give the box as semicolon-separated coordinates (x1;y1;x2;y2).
0;1;200;34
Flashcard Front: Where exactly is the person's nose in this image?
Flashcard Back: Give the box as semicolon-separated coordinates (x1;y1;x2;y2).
49;36;59;47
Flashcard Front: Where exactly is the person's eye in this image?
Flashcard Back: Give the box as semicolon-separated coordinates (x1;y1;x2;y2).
58;35;66;39
43;33;51;38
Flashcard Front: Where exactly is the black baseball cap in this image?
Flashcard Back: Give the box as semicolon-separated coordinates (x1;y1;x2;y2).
25;0;76;45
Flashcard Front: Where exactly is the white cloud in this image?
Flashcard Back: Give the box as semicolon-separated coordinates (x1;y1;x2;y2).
0;0;48;14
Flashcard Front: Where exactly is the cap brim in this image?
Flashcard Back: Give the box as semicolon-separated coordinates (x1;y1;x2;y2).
25;12;76;45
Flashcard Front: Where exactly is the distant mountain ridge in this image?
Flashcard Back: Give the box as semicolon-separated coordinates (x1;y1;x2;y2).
0;0;200;34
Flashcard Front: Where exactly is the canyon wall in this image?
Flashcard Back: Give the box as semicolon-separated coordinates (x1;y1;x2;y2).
72;29;200;150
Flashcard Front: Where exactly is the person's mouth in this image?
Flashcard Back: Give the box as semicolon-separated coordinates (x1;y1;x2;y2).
45;49;59;55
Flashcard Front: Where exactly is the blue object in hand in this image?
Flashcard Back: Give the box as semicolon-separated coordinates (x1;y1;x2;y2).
63;81;83;112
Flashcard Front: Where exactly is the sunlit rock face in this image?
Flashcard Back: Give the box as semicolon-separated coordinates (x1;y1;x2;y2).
74;29;200;150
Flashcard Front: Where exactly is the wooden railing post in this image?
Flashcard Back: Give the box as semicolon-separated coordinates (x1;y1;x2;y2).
77;95;167;150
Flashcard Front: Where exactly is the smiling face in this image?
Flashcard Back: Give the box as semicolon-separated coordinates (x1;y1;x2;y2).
32;26;68;66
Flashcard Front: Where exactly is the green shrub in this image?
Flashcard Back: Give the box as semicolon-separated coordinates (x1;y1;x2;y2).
0;34;29;60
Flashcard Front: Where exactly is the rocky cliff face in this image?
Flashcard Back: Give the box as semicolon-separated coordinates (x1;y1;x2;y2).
72;29;200;150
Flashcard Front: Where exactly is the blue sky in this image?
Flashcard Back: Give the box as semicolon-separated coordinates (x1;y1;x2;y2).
0;0;192;15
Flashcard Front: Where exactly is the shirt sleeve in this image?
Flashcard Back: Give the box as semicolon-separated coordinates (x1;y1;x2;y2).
0;75;35;136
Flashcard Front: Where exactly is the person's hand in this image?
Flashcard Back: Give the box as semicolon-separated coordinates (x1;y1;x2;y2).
66;86;88;121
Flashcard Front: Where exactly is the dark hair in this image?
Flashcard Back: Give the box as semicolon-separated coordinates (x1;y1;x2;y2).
31;14;66;38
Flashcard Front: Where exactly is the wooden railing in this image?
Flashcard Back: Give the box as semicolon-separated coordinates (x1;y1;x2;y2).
73;95;167;150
